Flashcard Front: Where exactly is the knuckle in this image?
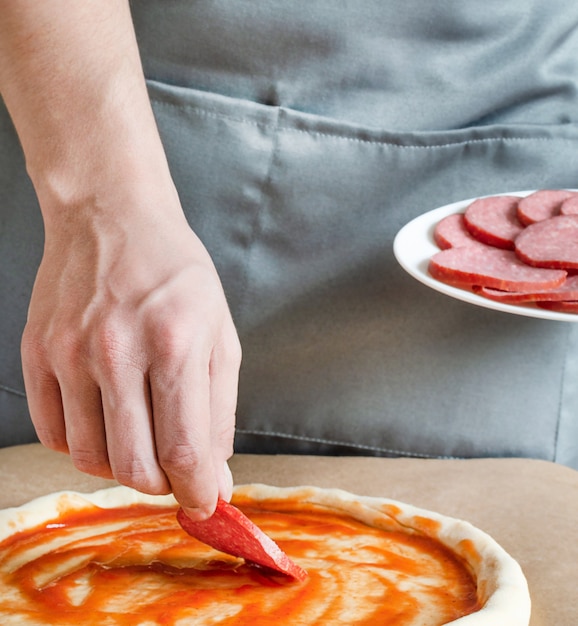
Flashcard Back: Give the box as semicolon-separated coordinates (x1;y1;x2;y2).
28;324;86;375
157;430;210;481
70;449;113;479
91;324;129;365
20;324;45;362
112;458;171;495
150;318;191;362
34;427;69;454
89;323;142;378
21;323;73;371
157;444;203;478
59;335;86;369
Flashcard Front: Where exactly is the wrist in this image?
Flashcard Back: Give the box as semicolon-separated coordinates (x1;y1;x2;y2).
31;113;177;228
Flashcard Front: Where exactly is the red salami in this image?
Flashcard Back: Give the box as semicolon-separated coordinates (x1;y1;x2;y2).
425;190;578;315
463;195;524;249
514;214;578;269
516;189;576;225
560;194;578;216
536;300;578;313
433;213;483;249
473;275;578;303
429;246;566;292
176;500;308;581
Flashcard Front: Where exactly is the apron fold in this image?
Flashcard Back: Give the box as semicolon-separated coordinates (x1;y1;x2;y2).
147;79;578;465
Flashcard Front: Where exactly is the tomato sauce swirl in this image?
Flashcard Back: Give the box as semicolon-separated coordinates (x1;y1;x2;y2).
0;496;481;625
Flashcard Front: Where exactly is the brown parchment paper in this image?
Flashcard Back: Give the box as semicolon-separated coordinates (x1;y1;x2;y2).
1;444;577;625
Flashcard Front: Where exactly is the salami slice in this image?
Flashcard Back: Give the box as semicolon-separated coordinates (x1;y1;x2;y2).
473;275;578;303
536;300;578;313
463;195;524;249
514;214;578;269
177;500;308;581
429;246;566;292
560;194;578;216
516;189;576;226
433;213;483;249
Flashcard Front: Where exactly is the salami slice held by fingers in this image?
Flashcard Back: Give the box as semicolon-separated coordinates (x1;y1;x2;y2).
177;499;308;581
429;246;567;292
516;189;577;225
463;195;524;249
515;214;578;269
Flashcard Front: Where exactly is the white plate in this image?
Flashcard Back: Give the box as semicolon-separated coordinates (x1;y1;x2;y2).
393;190;578;323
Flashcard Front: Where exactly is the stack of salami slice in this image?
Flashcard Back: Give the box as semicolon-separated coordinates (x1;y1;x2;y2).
429;190;578;314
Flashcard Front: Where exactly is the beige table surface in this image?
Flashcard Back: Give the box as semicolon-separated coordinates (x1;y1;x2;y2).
1;444;577;625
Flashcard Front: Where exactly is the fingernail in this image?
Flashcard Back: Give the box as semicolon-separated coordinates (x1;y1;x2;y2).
182;504;214;522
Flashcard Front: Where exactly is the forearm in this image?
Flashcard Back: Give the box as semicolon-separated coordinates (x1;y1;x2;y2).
0;0;176;229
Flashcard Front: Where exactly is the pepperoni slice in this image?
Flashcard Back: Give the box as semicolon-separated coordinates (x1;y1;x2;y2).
514;214;578;270
429;246;566;292
433;213;484;249
177;500;308;581
463;195;524;249
516;189;577;226
473;275;578;303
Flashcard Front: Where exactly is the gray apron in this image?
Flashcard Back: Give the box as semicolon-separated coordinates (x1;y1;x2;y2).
2;1;578;468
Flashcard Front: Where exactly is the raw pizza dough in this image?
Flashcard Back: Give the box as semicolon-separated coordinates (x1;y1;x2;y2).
0;484;531;625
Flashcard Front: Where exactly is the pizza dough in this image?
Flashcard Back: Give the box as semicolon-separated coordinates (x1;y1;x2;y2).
0;484;531;625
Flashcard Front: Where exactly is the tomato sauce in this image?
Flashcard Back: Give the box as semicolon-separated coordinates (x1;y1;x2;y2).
0;498;481;625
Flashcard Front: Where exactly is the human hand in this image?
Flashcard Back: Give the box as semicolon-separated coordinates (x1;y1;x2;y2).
0;0;242;519
21;203;241;520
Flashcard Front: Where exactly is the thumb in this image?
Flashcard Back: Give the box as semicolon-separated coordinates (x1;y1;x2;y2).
217;459;234;502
